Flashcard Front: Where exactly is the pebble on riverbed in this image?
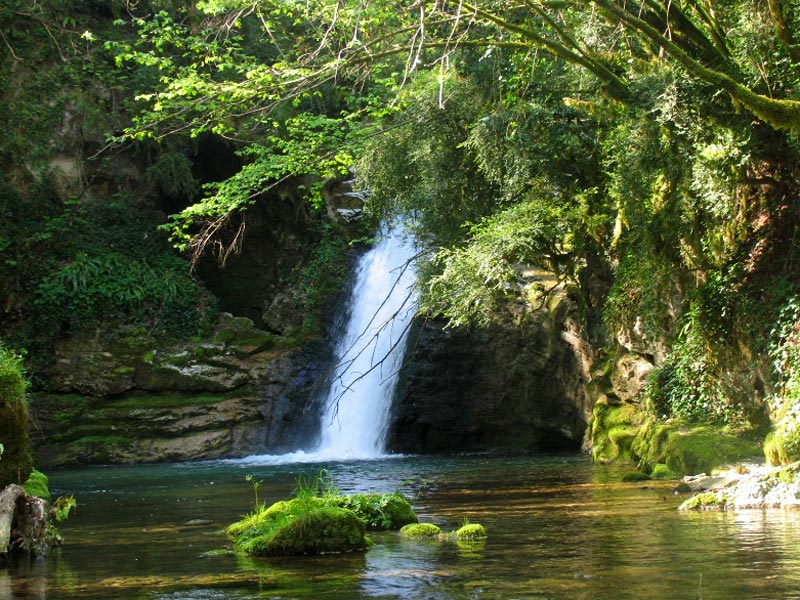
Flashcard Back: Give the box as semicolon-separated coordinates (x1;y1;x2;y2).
679;462;800;510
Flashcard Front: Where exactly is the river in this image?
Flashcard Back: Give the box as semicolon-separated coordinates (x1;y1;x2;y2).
4;453;800;599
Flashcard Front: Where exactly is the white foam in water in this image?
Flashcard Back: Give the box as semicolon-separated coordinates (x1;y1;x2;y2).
231;222;418;466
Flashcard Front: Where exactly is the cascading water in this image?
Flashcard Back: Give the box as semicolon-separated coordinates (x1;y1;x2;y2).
232;222;418;465
313;222;418;459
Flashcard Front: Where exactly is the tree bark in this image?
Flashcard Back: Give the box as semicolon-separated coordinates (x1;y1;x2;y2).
0;484;48;559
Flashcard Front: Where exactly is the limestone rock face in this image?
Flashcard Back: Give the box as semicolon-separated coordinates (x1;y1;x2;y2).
388;298;594;453
609;352;653;403
31;315;327;467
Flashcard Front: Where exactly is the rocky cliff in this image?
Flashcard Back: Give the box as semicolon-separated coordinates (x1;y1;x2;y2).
388;294;595;454
30;314;329;467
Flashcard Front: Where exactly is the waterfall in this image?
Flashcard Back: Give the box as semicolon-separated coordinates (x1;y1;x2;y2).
229;222;418;466
314;222;418;459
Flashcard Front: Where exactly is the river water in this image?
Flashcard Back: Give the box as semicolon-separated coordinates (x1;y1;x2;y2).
4;454;800;599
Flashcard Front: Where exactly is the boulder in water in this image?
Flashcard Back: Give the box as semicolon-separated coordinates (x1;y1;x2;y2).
400;523;441;538
230;503;367;556
455;523;487;541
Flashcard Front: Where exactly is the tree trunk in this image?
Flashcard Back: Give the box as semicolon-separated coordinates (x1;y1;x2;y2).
0;484;48;560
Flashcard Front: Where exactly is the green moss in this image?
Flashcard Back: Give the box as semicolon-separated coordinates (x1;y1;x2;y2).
589;400;642;464
48;394;89;424
332;493;418;530
679;491;730;511
105;391;236;410
622;470;651;482
0;345;32;487
23;468;51;501
764;430;800;466
766;463;800;485
71;435;130;446
650;463;680;480
226;498;322;542
632;417;761;476
400;523;442;537
455;523;487;541
235;506;367;556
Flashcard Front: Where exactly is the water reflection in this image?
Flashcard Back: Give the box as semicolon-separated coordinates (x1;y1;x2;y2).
3;454;800;599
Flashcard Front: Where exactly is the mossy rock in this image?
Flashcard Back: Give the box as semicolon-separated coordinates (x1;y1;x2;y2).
23;469;51;501
400;523;441;538
622;470;651;482
237;507;367;556
679;491;730;511
632;418;761;476
227;498;325;541
650;463;679;480
589;400;642;464
332;493;418;530
455;523;487;541
764;430;800;466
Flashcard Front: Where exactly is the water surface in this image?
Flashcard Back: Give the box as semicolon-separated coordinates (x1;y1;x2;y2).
5;454;800;599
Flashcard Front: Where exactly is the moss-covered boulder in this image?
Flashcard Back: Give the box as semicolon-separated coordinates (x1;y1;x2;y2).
455;523;487;541
400;523;441;538
764;429;800;466
230;503;367;556
632;417;761;476
589;399;642;463
679;491;731;511
332;493;418;530
649;463;680;480
0;346;32;487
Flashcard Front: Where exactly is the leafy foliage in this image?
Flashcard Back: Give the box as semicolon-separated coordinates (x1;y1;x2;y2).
764;295;800;463
0;184;216;354
420;199;578;327
0;343;32;486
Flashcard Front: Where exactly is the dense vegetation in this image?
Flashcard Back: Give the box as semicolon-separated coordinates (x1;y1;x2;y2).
2;0;800;468
0;344;32;486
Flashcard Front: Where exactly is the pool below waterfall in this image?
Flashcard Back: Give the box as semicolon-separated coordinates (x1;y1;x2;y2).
5;454;800;599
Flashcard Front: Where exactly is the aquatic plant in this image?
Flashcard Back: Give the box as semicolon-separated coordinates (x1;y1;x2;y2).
332;493;417;530
23;469;51;501
244;474;263;510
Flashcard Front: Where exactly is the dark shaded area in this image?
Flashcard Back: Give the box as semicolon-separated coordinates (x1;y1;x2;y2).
388;313;590;454
195;185;312;328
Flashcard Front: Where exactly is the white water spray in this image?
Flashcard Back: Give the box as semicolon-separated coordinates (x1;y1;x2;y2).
314;223;418;459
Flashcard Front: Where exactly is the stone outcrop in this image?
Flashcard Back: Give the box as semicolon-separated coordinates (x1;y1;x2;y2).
30;315;328;467
680;462;800;510
387;295;594;453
